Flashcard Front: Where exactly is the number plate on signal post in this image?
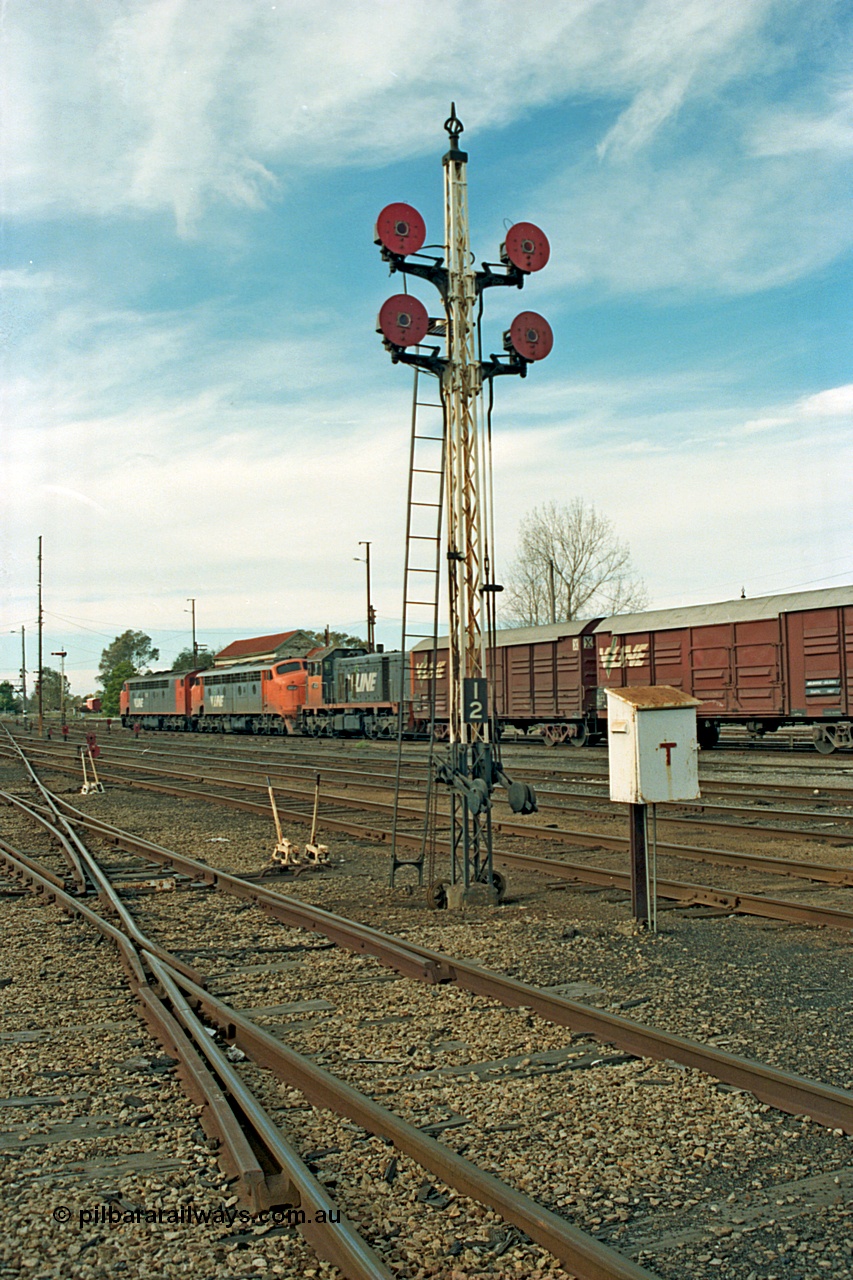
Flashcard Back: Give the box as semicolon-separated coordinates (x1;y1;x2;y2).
463;678;488;724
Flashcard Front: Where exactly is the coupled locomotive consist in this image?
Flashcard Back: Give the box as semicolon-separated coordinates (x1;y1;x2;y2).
120;647;412;737
121;661;307;733
120;583;852;751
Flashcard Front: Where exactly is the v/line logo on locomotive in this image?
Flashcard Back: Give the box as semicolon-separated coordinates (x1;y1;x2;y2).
346;671;378;696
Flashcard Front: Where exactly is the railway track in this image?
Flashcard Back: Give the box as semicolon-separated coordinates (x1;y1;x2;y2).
10;736;853;834
1;745;659;1280
6;735;853;934
3;740;853;1277
7;733;853;846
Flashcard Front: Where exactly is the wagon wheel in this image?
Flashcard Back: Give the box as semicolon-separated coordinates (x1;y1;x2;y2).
567;722;589;748
813;728;837;755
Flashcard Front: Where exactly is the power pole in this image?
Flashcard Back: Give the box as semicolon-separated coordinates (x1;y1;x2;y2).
376;105;549;906
356;542;375;653
37;537;44;738
20;626;26;713
187;598;198;660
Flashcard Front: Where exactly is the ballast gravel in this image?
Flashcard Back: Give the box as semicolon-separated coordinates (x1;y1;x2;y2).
1;738;852;1279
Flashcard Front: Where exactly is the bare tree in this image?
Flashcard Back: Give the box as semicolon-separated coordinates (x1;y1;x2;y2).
503;499;648;625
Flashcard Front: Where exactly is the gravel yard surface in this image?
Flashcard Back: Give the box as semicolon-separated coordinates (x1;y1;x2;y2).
1;742;852;1279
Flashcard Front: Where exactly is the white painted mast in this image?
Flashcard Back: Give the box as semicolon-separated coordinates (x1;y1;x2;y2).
441;105;489;749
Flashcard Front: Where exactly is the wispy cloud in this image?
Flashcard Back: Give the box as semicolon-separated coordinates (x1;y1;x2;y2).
3;0;823;236
749;84;853;157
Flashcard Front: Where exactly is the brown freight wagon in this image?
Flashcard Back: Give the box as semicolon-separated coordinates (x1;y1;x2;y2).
412;619;600;744
593;585;853;752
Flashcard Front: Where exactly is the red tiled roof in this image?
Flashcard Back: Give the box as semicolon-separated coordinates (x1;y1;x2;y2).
216;631;300;661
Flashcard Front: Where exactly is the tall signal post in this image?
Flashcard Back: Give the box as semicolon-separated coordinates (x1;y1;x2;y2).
376;106;550;906
51;648;68;727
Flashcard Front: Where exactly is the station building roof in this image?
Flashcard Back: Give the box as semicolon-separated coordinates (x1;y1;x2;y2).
214;629;317;666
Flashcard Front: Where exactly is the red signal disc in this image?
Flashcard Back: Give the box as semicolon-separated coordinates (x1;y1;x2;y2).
378;294;429;347
375;203;427;256
508;312;553;361
503;222;550;272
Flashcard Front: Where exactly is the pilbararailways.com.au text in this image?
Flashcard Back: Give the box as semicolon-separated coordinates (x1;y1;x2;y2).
53;1204;338;1229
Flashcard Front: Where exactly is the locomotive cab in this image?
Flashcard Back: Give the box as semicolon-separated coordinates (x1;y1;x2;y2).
305;647;367;709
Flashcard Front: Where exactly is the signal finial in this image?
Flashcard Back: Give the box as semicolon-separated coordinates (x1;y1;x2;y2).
444;102;464;145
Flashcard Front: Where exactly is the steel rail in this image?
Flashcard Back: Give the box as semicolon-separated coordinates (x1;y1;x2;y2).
145;956;396;1280
173;969;660;1280
0;840;399;1280
10;731;853;800
0;772;90;892
489;848;853;931
11;750;853;932
9;745;853;889
10;737;853;837
0;817;658;1279
0;786;205;986
43;796;853;1134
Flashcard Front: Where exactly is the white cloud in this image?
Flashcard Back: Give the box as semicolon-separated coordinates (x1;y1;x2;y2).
0;268;57;290
1;0;811;231
797;384;853;417
537;141;852;293
484;376;853;606
749;85;853;157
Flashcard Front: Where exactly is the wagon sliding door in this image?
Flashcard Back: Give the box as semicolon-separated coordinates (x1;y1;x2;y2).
689;625;733;712
783;606;852;719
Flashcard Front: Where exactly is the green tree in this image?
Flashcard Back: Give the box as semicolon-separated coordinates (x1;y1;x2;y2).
0;681;21;713
101;659;136;717
307;629;366;649
170;648;215;671
98;631;159;692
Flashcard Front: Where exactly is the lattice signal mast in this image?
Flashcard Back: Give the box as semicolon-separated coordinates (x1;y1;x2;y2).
375;105;551;905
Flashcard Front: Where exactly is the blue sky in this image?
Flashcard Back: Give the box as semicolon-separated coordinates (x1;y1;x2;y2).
2;0;851;695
